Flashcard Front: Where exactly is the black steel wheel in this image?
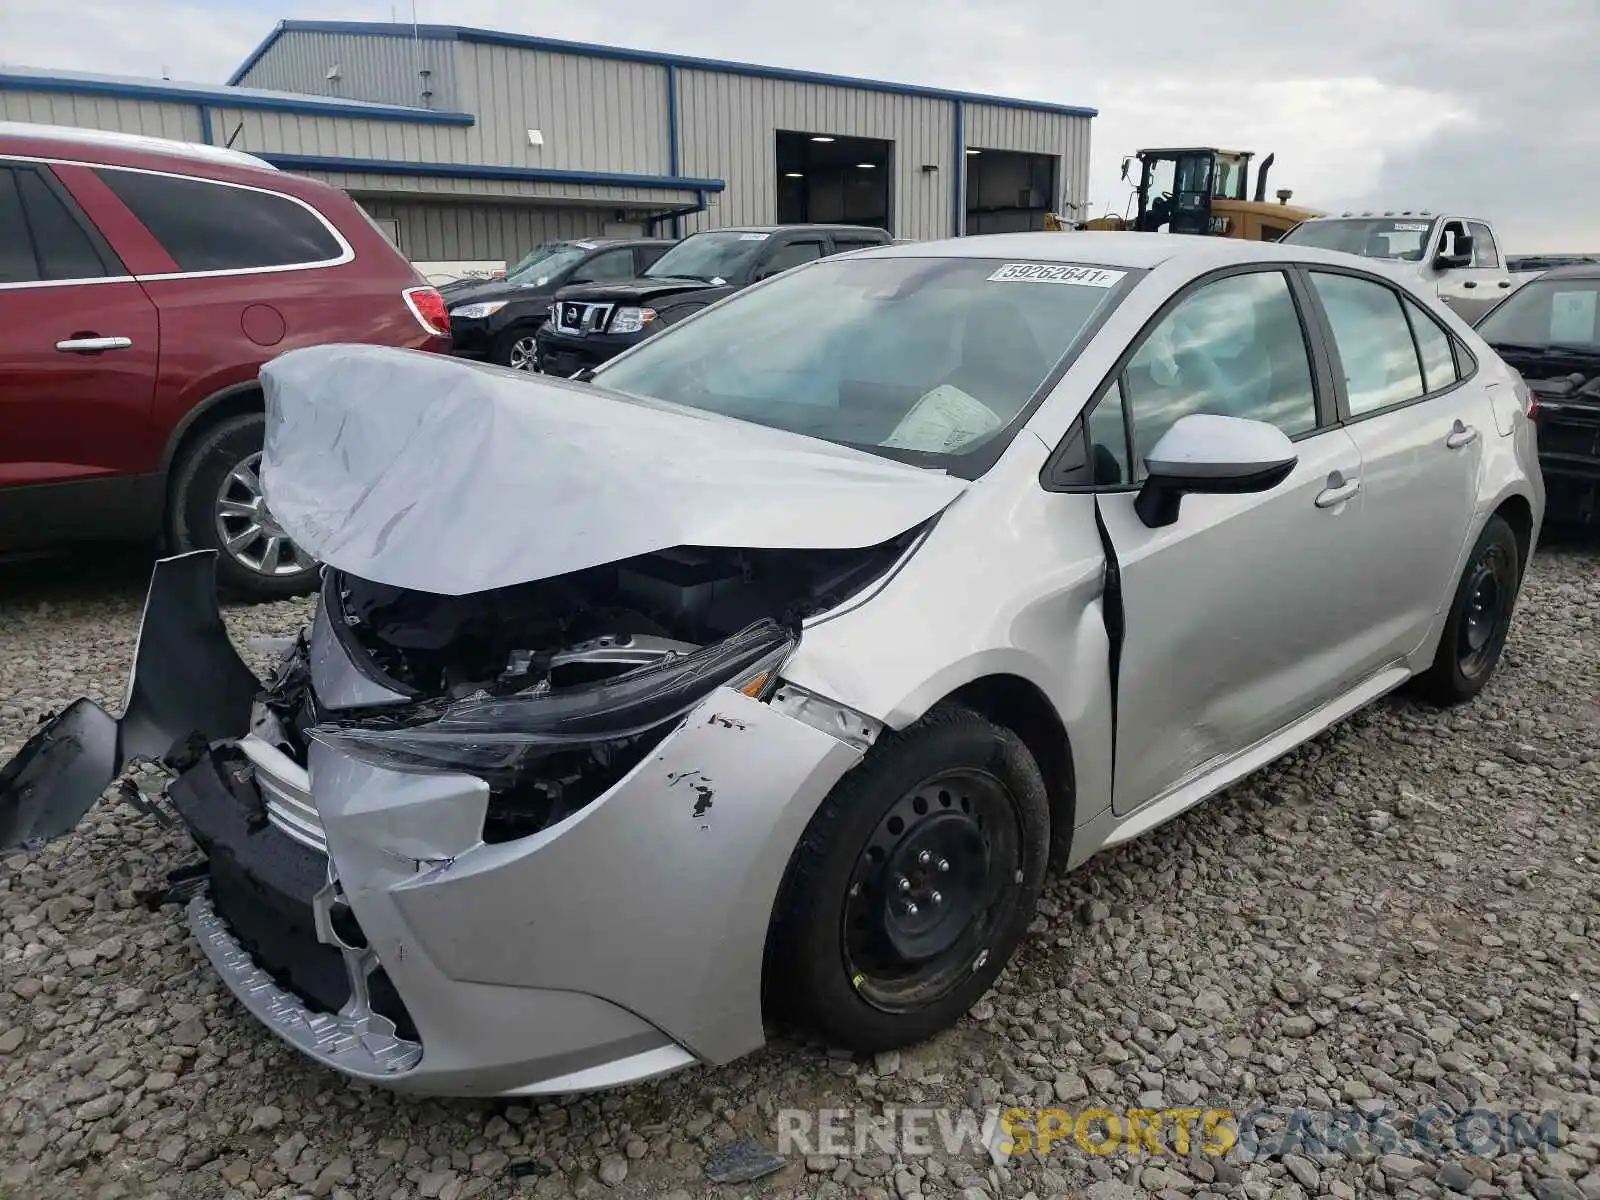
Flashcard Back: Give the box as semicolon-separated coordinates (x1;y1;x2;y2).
766;705;1050;1052
1419;514;1522;705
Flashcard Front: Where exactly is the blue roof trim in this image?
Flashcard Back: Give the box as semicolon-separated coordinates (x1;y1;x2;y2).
264;153;726;193
0;69;474;126
239;20;1099;118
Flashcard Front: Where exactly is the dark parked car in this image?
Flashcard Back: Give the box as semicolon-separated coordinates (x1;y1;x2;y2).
1476;264;1600;524
534;224;892;377
446;237;674;370
0;121;452;599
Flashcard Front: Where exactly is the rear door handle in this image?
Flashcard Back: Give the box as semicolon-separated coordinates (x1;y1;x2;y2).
1497;280;1512;288
1446;420;1480;450
1315;472;1361;509
1461;280;1478;289
55;336;133;354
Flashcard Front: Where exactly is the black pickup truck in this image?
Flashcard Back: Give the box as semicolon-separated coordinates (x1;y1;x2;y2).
1476;262;1600;524
533;224;892;377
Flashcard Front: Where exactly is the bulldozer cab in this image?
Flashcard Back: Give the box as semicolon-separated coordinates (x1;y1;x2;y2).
1127;148;1251;236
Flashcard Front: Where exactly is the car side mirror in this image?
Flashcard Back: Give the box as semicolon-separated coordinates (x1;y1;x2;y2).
1134;414;1298;528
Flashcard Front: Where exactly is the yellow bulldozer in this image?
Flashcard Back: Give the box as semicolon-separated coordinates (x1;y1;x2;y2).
1046;147;1322;242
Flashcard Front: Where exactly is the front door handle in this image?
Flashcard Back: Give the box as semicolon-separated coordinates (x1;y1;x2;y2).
1446;420;1480;450
1461;280;1478;289
55;336;133;354
1497;280;1512;288
1314;471;1361;509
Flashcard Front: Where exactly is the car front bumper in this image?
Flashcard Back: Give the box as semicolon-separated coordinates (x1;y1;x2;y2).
0;553;866;1095
532;327;643;377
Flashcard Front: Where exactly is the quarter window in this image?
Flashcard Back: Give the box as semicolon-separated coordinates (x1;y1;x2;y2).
95;169;344;273
1402;296;1459;393
1120;270;1318;471
1309;272;1426;416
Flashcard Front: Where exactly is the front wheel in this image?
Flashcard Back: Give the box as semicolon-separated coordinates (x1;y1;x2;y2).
166;413;320;602
1417;515;1522;705
491;322;543;371
766;705;1049;1052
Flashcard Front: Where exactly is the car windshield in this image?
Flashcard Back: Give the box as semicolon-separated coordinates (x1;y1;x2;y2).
644;231;768;284
1477;278;1600;352
1280;218;1435;261
506;243;590;286
594;256;1134;476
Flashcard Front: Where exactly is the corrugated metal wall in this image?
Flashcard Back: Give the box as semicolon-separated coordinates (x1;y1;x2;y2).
306;170;686;207
357;199;638;261
964;104;1092;216
0;90;200;141
206;107;472;163
234;29;458;111
449;42;671;175
676;71;954;239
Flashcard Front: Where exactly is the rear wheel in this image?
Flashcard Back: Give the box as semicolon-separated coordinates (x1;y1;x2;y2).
766;705;1049;1052
491;322;543;371
166;413;319;602
1418;515;1521;705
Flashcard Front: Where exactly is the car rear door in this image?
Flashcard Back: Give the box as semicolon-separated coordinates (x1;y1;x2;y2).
1079;267;1375;815
0;162;159;538
1301;268;1481;661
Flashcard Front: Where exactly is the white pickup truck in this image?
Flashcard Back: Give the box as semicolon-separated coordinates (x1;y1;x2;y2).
1279;212;1518;323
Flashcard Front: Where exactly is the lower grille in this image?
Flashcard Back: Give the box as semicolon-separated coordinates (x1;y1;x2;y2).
238;734;326;854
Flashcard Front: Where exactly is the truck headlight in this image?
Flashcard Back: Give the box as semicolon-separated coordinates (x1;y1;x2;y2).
608;306;657;335
450;301;508;319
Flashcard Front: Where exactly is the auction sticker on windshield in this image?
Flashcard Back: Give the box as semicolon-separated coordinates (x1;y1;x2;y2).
988;263;1126;287
1394;223;1429;232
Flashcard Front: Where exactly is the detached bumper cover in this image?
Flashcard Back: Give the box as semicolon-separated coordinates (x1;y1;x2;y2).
0;552;258;850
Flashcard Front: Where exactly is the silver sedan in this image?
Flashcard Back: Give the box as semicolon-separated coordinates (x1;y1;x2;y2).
0;231;1543;1096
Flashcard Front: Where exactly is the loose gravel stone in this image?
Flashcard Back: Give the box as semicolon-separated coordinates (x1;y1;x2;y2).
1;540;1597;1199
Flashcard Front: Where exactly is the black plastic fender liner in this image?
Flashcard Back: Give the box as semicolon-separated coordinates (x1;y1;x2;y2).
0;551;262;852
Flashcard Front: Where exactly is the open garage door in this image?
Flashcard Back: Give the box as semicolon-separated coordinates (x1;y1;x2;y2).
776;131;892;231
965;148;1058;234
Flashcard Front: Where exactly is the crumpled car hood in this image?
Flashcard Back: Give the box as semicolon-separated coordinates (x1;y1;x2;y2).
259;345;967;595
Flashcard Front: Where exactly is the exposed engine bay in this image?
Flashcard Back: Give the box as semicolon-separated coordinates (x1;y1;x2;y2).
258;532;922;841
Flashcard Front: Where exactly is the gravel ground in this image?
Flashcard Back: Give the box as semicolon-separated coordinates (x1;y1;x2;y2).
1;536;1597;1200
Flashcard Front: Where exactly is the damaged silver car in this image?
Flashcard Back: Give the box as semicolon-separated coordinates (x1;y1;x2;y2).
0;232;1544;1096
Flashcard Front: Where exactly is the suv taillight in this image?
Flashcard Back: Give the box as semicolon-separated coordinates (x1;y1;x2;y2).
403;286;450;337
1513;376;1539;420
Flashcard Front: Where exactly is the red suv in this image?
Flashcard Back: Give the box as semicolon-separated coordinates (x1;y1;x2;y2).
0;122;451;599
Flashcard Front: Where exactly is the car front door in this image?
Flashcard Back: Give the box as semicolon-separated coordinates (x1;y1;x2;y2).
569;246;639;285
1432;219;1502;322
0;162;159;541
1302;268;1480;661
1084;268;1374;815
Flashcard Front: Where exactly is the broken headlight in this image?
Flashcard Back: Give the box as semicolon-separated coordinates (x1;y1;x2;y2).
306;618;795;783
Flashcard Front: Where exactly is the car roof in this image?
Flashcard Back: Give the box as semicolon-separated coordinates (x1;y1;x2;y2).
560;237;676;247
0;120;277;174
695;224;890;235
855;230;1391;273
1534;264;1600;282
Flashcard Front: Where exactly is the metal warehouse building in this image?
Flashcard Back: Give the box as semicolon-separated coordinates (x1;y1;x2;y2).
0;20;1096;264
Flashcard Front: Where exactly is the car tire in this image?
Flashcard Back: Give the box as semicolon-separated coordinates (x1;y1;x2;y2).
166;412;320;602
765;704;1049;1053
491;322;543;371
1417;514;1522;705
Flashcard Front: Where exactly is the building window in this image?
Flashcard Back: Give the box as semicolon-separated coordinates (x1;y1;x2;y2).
775;130;892;231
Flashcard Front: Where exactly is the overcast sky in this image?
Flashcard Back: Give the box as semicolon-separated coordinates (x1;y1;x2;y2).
4;0;1596;252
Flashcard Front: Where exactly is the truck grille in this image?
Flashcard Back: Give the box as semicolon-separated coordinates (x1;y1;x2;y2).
555;301;614;336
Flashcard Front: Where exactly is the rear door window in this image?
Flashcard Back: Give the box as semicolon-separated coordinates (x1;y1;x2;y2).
1309;272;1427;416
95;168;345;273
16;169;115;281
0;169;35;284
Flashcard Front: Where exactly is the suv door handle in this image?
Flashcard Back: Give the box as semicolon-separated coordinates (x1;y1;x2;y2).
56;336;133;354
1314;472;1361;509
1446;420;1479;450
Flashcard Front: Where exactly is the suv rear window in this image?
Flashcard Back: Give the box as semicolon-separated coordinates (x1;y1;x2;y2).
95;168;345;273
